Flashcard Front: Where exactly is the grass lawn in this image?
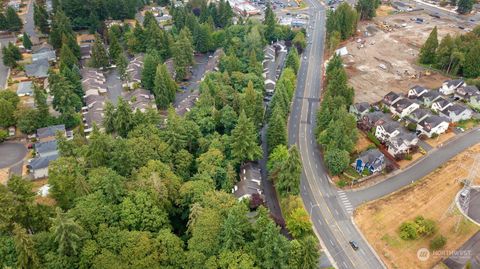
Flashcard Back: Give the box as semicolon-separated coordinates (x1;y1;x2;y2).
354;144;480;269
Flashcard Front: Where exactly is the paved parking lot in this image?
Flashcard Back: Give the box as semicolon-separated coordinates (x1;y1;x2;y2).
0;142;27;169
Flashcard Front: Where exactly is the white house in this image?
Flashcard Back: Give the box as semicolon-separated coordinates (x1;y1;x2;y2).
375;120;401;142
439;104;473;123
440;79;466;95
431;97;452;113
408;85;429;99
417;115;450;137
454;85;479;101
349;102;370;120
418;90;442;107
390;98;420;118
387;131;419;157
407;108;430;124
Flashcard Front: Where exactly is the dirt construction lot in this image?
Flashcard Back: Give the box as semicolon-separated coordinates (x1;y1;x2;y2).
343;9;464;104
355;144;480;269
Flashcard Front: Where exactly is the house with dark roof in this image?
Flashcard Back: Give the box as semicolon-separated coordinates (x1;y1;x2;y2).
27;153;59;180
390;98;419;118
408;85;429;99
454;85;479;101
439;103;473;123
417;115;450;137
349;102;370;120
355;149;385;174
123;54;144;89
123;88;157;112
232;162;263;200
418;90;442;107
80;44;92;60
382;91;402;107
36;124;66;142
361;111;389;130
375;120;401;142
406;108;430;124
17;81;34;96
82;94;106;135
32;49;56;62
431;97;452;113
34;140;58;158
387;131;419;157
25;58;49;78
175;91;199;116
440;79;466;95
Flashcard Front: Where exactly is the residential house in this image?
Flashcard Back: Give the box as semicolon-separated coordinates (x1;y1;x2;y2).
17;81;33;96
390;98;420;118
76;33;96;45
439;104;473;123
25;58;49;78
349;102;370;120
387;131;419;157
123;88;157;112
360;111;389;130
34;140;58;158
232;162;263;200
355;149;385;174
375;120;401;142
440;79;466;95
468;95;480;111
82;94;106;134
408;85;429;99
27;153;59;180
406;108;430;124
175;91;199;116
454;85;479;101
382;91;402;107
417;115;450;137
32;50;56;62
82;68;107;94
80;44;92;60
36;125;66;142
431;97;452;113
417;90;442;107
123;54;144;89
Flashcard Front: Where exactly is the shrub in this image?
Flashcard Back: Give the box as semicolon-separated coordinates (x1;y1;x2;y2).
407;123;417;132
367;131;381;147
415;216;437;236
337;180;347;188
399;221;419;240
430;235;447;250
431;133;439;138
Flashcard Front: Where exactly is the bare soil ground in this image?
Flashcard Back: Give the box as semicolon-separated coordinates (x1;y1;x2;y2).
426;131;456;147
397;151;423;169
354;131;374;153
355;144;480;269
343;10;462;104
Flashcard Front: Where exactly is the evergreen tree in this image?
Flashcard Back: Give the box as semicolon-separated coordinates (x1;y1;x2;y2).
90;34;110;69
0;13;7;31
2;42;22;67
22;33;33;50
153;64;177;109
108;34;122;63
34;4;49;34
141;52;161;91
194;23;213;53
103;102;116;134
51;208;84;256
50;11;75;50
173;28;194;81
324;148;350;175
356;0;376;20
419;27;438;65
59;44;78;71
463;41;480;78
230;110;263;164
264;3;276;42
13;224;39;269
116;53;128;81
457;0;473;14
285;47;300;74
0;98;15;128
242;81;264;128
114;98;134;138
33;84;50;126
267;107;287;151
5;7;22;32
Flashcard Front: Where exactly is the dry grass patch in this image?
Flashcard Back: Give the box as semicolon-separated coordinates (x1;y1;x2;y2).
355;131;374;153
426;131;456;148
355;144;480;269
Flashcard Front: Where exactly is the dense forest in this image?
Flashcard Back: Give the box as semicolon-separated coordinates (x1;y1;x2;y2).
0;1;319;268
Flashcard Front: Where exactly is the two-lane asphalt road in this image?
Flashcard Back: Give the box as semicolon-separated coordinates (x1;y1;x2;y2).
288;0;385;268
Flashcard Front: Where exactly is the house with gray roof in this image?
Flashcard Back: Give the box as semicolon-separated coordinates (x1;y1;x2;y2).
408;85;429;99
361;111;389;130
382;91;402;107
350;102;370;120
387;131;419;157
27;153;59;180
32;50;56;62
355;149;385;174
418;90;442;107
454;85;479;101
204;48;224;76
82;94;106;135
375;120;401;142
232;162;263;200
36;124;66;142
123;88;157;112
431;97;452;113
390;98;419;118
406;108;430;124
123;54;144;89
440;79;466;95
34;140;58;158
417;115;450;137
17;81;33;96
439;103;472;123
25;58;49;78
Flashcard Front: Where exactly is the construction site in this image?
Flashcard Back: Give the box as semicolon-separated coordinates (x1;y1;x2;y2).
341;8;463;104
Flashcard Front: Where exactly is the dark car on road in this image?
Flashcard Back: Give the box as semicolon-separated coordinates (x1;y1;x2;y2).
349;240;359;250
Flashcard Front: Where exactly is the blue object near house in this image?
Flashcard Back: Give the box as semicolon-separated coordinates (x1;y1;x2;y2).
355;149;386;174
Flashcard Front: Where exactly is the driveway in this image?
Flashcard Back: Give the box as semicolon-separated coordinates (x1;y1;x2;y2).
23;0;39;43
173;53;209;106
0;142;27;169
105;69;123;105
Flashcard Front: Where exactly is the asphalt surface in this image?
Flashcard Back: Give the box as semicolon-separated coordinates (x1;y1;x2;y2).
467;188;480;224
0;142;27;169
173;54;209;106
23;0;39;43
105;69;123;105
444;231;480;269
0;36;16;90
288;0;385;268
